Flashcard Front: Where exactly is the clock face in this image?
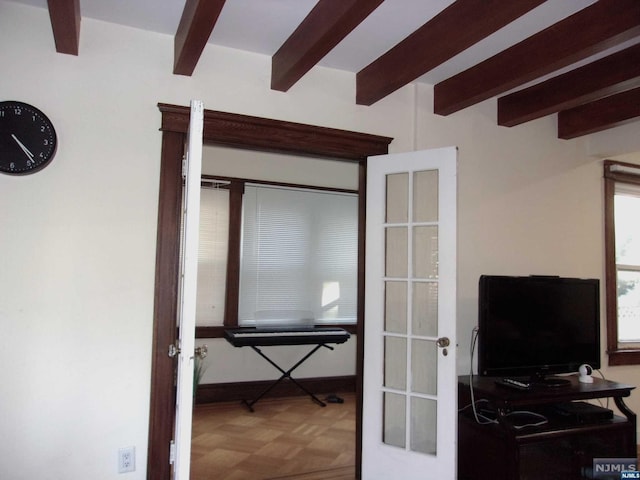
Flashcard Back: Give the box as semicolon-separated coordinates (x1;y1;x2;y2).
0;101;57;175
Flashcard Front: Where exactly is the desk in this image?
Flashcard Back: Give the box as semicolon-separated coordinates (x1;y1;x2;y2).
224;327;350;411
458;375;636;480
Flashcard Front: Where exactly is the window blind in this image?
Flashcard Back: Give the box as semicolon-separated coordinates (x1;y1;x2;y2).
239;184;358;326
196;185;229;326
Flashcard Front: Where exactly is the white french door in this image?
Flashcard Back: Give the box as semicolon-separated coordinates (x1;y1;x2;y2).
172;100;204;480
362;147;457;479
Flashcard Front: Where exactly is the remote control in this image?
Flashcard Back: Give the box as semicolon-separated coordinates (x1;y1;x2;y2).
495;378;532;390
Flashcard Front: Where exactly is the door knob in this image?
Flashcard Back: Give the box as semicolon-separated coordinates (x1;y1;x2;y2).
437;337;450;356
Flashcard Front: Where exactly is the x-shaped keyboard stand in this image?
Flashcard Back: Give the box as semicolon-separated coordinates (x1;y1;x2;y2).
242;343;334;412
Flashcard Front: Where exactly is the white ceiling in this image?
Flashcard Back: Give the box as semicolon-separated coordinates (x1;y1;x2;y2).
8;0;605;84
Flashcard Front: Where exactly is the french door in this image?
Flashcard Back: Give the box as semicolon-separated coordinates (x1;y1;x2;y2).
362;147;457;479
172;100;204;480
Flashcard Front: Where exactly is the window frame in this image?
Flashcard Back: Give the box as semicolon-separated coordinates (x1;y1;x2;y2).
604;159;640;365
195;174;360;338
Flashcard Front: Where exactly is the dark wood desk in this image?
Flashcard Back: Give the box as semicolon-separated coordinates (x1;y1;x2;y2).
458;375;636;480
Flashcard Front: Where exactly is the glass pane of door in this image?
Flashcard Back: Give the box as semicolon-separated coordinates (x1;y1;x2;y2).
412;282;438;336
414;226;438;279
411;339;437;395
386;173;409;223
385;281;408;334
384;336;407;390
413;170;438;223
410;397;437;455
386;227;408;277
383;392;406;448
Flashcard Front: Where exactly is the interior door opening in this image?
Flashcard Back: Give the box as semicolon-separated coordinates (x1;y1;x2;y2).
188;145;360;478
148;103;392;480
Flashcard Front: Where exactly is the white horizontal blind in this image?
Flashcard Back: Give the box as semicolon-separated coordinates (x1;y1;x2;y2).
196;185;229;326
239;184;358;325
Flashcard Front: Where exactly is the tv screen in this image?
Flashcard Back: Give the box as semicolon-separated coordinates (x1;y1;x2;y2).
477;275;600;382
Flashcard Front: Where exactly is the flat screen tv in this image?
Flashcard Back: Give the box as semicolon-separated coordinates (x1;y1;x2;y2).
477;275;600;386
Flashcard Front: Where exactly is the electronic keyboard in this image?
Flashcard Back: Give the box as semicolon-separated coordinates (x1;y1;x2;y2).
224;326;350;347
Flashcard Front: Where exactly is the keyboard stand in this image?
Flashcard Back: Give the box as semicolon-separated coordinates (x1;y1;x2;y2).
242;343;333;412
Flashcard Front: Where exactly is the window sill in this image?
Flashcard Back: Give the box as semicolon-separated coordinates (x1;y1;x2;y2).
608;348;640;366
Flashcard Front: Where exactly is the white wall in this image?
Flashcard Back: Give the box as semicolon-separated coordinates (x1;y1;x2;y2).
2;3;639;479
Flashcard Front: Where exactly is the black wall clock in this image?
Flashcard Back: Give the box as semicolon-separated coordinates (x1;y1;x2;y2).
0;101;57;175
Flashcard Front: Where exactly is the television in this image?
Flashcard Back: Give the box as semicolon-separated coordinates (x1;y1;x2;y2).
477;275;600;386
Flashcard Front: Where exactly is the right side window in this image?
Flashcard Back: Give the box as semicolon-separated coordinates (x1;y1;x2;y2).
604;160;640;364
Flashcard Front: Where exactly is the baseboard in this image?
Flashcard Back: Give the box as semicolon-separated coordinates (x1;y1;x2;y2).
195;375;356;404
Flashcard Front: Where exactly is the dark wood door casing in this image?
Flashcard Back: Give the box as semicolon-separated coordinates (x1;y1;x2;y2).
147;103;392;480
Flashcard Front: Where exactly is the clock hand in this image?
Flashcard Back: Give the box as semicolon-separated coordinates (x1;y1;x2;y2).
11;134;35;160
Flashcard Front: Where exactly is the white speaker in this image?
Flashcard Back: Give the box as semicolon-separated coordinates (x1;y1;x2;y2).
578;364;594;383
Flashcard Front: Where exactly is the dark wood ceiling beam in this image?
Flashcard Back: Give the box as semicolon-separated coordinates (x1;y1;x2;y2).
271;0;384;92
434;0;640;116
356;0;545;106
498;44;640;127
47;0;80;55
557;87;640;139
174;0;226;76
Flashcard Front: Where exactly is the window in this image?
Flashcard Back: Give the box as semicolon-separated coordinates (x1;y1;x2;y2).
604;160;640;365
239;184;358;326
196;177;358;331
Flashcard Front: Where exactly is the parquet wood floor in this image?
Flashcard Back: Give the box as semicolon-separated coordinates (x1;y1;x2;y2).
191;393;356;480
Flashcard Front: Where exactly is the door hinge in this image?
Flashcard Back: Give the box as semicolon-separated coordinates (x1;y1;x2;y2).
168;343;181;358
181;155;187;179
169;440;176;465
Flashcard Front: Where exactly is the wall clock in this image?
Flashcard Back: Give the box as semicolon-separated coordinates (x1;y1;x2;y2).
0;101;57;175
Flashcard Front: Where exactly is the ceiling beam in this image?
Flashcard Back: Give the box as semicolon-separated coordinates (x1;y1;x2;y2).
356;0;545;106
271;0;384;92
434;0;640;116
498;43;640;127
174;0;226;76
558;87;640;139
47;0;80;55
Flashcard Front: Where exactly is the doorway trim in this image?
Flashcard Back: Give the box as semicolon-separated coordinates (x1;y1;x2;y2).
147;103;393;480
